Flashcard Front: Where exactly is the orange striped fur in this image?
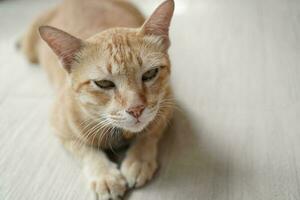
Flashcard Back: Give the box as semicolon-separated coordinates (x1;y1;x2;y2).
22;0;175;198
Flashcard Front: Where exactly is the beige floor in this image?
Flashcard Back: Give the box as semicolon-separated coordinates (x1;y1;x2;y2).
1;0;300;199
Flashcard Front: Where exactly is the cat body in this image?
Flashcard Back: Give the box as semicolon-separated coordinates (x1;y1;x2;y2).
21;0;175;199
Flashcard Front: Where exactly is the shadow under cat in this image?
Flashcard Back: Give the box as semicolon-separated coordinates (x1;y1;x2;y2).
121;103;254;200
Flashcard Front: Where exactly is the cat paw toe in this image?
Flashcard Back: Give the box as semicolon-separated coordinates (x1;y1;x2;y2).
121;159;157;188
88;169;126;200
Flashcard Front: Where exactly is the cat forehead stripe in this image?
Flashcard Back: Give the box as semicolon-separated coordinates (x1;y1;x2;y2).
107;63;112;74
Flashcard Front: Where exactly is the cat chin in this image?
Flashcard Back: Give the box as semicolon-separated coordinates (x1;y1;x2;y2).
120;122;148;133
122;115;157;133
114;118;153;133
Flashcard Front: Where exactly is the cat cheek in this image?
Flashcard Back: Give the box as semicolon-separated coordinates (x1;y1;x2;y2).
78;94;97;105
89;90;111;103
147;81;163;94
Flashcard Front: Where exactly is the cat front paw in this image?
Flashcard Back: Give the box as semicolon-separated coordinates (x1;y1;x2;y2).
121;157;158;188
85;168;127;200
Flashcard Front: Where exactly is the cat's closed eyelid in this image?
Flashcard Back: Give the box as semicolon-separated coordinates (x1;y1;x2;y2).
142;67;161;83
143;64;165;73
93;79;116;90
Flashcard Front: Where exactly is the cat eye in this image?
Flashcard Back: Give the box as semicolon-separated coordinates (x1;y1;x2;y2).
142;68;159;82
94;80;115;90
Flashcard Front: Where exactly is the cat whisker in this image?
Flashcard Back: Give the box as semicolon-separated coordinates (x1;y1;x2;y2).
79;117;111;148
92;119;110;148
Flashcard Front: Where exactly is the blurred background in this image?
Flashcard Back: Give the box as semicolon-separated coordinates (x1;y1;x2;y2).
1;0;300;200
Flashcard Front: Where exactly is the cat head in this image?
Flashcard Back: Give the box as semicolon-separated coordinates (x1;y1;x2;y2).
39;0;174;133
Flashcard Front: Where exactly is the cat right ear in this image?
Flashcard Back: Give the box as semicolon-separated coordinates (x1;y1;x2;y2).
39;26;83;73
140;0;175;46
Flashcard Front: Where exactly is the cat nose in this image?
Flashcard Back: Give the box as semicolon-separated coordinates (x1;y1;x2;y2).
126;105;145;119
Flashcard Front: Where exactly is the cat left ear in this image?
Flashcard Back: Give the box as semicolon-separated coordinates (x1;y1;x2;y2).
39;26;83;73
140;0;175;44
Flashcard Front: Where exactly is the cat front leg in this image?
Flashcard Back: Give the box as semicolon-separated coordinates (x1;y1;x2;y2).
63;140;126;200
121;135;159;188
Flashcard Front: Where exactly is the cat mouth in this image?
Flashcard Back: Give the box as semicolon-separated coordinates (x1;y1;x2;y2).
119;120;148;133
111;109;158;133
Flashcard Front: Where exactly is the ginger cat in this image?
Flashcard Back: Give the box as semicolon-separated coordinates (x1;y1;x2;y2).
21;0;175;199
